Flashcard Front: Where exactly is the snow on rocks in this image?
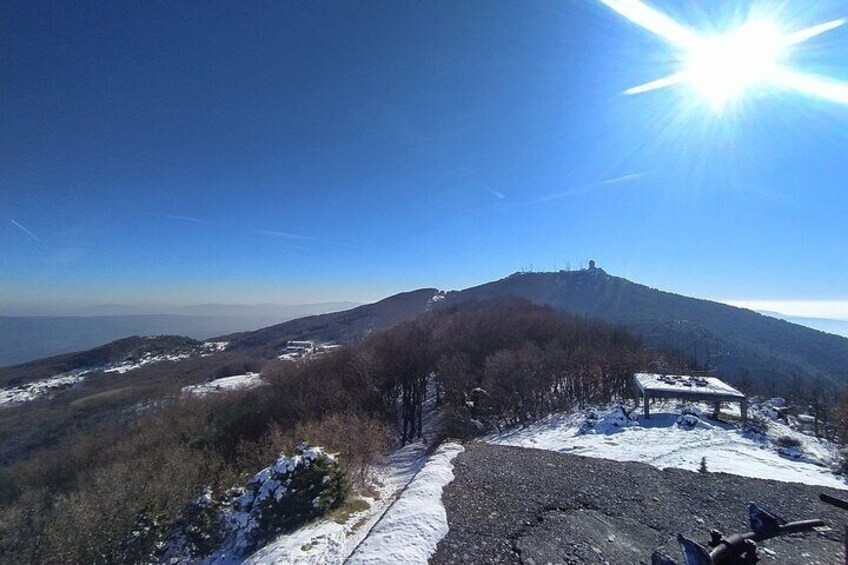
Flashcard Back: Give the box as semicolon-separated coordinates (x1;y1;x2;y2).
162;444;345;564
579;405;638;434
675;406;711;429
751;397;790;421
181;373;264;397
488;404;848;490
346;442;465;565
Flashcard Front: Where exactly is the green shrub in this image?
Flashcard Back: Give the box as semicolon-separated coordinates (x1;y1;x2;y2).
162;443;346;560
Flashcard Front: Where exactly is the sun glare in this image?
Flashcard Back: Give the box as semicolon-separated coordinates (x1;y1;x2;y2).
683;21;784;109
602;0;848;113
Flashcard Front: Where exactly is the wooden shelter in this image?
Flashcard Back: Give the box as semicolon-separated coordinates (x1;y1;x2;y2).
633;372;748;422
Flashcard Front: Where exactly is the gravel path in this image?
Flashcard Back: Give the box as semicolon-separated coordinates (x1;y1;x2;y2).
432;443;847;565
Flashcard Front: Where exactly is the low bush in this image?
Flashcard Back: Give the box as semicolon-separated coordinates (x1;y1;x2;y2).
776;435;802;449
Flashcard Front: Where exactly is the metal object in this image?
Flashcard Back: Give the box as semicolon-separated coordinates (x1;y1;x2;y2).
819;493;848;565
654;502;826;565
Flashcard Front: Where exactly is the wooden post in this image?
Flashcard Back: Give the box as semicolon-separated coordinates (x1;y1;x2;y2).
633;380;641;412
644;392;651;419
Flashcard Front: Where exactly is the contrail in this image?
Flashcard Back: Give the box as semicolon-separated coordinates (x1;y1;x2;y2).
10;219;41;243
535;171;651;202
598;171;652;185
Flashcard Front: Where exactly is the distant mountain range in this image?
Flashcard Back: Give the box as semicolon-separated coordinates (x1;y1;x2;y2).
5;268;848;394
757;311;848;339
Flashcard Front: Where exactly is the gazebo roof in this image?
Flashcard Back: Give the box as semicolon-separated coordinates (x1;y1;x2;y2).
634;372;745;400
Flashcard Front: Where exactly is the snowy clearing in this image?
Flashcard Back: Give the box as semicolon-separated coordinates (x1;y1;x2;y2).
181;373;264;397
488;404;848;490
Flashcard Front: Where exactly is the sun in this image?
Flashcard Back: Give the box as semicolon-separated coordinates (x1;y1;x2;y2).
601;0;848;111
683;20;785;110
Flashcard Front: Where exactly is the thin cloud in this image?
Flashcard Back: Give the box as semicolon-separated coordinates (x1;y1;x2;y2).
598;171;652;185
486;187;506;200
156;214;318;247
535;171;653;203
9;219;41;243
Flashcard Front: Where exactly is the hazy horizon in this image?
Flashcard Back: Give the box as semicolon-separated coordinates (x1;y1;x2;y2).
3;266;848;327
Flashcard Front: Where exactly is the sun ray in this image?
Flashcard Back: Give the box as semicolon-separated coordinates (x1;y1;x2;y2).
625;72;686;95
784;18;845;46
599;0;698;48
771;67;848;105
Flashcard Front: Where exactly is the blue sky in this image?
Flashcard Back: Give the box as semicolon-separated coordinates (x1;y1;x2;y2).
2;0;847;313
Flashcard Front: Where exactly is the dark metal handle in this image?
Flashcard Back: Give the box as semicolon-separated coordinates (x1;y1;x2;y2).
710;519;826;564
821;493;848;512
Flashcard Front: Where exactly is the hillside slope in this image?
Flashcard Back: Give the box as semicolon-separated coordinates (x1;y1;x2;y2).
221;288;440;352
443;268;848;390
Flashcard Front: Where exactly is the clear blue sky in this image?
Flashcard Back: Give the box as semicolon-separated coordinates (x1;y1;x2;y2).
2;1;847;312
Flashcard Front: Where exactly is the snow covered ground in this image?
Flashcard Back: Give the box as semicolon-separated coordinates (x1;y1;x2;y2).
237;441;463;565
239;382;461;565
0;340;230;408
182;373;264;396
346;443;464;564
0;370;90;407
488;403;848;490
104;341;229;374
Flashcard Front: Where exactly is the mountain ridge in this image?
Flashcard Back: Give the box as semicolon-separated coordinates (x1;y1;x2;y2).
441;267;848;390
4;269;847;394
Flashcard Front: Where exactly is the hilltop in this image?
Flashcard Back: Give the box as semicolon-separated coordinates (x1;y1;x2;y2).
5;268;848;398
442;267;848;391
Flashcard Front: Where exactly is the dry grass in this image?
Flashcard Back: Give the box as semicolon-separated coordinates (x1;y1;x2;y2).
68;387;139;411
331;497;371;524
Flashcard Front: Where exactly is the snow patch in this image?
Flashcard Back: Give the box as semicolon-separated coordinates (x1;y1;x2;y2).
0;340;232;409
237;440;432;564
181;373;264;397
105;342;227;374
346;442;464;564
0;371;90;407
